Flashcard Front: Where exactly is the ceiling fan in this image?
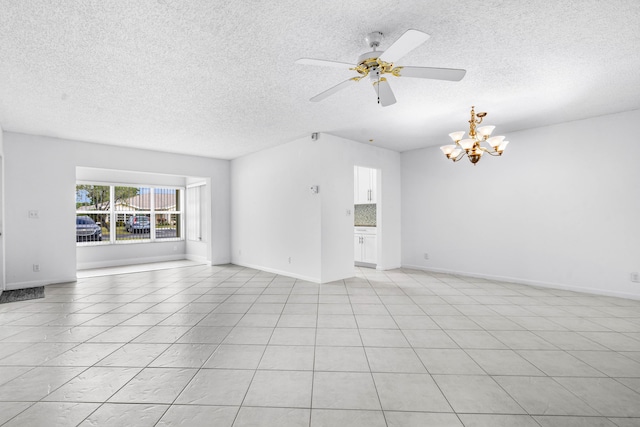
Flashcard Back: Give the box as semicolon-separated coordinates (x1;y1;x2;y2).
296;29;466;107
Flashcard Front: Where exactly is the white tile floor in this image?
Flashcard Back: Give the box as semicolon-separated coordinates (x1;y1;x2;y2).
1;264;640;426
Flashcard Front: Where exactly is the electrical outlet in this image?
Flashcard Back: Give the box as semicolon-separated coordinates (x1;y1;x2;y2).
424;253;429;260
288;257;292;264
238;250;242;256
33;264;40;272
631;272;640;283
28;210;39;219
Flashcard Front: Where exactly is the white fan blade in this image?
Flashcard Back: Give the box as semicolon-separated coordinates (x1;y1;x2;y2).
372;78;396;107
378;29;430;64
310;78;358;102
295;58;354;69
394;66;466;81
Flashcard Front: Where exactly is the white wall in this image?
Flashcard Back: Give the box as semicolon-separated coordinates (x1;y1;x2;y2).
0;125;4;292
401;109;640;299
77;241;187;270
4;134;77;289
231;136;323;282
231;133;401;283
3;132;231;290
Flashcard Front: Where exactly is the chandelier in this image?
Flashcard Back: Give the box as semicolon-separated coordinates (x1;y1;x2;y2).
440;106;509;165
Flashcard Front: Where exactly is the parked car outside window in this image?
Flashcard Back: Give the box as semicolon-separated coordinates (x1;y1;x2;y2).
125;215;151;233
76;215;102;242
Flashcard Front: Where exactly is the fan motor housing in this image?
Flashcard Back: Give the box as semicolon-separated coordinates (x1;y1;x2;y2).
355;51;396;79
357;51;381;68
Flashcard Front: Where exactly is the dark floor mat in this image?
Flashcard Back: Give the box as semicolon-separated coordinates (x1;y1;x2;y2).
0;287;45;304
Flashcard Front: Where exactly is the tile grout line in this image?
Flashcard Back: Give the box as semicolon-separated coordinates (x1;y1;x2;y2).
229;272;294;426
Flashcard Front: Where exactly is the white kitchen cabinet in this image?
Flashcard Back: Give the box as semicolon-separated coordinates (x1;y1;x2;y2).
354;234;362;261
361;234;377;264
354;227;377;265
354;166;377;204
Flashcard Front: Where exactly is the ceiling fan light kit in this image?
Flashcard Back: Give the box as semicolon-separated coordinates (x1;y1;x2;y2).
295;29;466;107
440;106;510;165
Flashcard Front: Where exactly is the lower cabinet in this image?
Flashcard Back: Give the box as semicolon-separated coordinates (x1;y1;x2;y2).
354;228;377;264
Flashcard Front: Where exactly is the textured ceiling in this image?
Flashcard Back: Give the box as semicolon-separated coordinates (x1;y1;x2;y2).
1;0;639;159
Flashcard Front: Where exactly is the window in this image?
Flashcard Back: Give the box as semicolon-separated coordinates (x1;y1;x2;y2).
76;184;184;245
187;183;206;242
153;188;181;241
76;185;110;243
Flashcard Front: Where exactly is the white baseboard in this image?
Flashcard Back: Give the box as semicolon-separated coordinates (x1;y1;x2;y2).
77;254;186;271
402;264;640;300
233;261;321;283
355;261;376;268
377;264;402;271
210;257;232;265
5;275;77;291
185;254;209;264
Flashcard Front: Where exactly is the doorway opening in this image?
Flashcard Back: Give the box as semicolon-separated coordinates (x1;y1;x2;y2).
354;165;379;268
0;156;4;293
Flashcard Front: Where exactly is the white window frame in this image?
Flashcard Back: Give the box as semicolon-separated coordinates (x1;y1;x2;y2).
76;181;185;246
186;182;207;242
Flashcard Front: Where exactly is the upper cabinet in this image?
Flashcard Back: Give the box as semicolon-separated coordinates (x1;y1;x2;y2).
354;166;377;204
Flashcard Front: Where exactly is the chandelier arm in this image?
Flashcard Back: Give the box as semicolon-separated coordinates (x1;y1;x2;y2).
452;151;467;162
478;144;503;156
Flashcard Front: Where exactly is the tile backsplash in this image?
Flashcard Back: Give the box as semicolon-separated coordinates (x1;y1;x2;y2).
354;203;376;226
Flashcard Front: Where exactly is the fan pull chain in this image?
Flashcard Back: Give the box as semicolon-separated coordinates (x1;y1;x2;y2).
377;69;380;105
